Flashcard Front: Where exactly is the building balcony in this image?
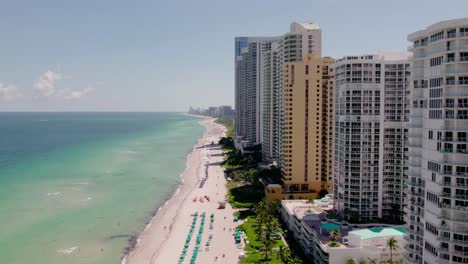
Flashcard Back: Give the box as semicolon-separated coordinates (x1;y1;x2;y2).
438;236;468;245
408;42;427;49
439;204;468;211
446;80;468;86
405;244;422;254
405;180;422;187
437;246;450;255
438;181;468;188
446;67;468;75
405;190;423;197
445;56;468;63
438;214;467;222
452;249;468;257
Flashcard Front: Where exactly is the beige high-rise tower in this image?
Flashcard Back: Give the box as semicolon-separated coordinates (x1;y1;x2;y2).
280;55;335;198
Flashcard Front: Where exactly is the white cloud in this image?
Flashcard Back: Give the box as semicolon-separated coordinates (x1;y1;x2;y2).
33;70;62;97
63;86;93;100
33;69;93;100
0;83;19;101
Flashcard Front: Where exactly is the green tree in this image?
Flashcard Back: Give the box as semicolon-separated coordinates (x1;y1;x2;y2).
277;245;291;263
307;197;314;212
343;208;351;221
329;230;342;242
277;245;301;264
367;257;377;264
349;211;361;223
386;237;400;263
389;204;403;224
258;166;284;184
254;199;280;261
318;189;328;198
241;168;258;183
346;259;358;264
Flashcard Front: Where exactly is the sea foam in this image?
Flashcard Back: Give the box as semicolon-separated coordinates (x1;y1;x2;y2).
57;246;78;255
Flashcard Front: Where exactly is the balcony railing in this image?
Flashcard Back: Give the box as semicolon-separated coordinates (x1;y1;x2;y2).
439;204;468;211
406;180;422;187
437;236;468;245
447;32;457;38
439;148;454;153
453;250;468;257
445;56;468;63
438;181;468;188
438;214;467;222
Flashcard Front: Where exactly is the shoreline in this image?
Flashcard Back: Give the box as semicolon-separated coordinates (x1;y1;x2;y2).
121;123;205;263
123;117;232;264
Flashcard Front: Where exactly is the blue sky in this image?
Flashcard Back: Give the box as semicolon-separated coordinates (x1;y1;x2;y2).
0;0;466;111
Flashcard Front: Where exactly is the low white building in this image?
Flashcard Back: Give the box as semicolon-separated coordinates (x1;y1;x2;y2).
280;198;407;264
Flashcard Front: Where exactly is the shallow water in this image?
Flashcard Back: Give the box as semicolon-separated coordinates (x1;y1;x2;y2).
0;112;203;264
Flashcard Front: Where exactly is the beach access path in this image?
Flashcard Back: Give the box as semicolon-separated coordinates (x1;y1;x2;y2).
125;118;242;264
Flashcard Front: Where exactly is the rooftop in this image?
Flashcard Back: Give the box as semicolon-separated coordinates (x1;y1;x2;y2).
291;22;320;30
281;198;407;252
334;51;411;63
408;17;468;40
349;227;407;240
282;195;334;220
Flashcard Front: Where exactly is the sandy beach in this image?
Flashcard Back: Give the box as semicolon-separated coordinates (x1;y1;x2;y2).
124;118;242;264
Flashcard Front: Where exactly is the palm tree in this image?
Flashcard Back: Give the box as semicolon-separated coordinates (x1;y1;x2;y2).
307;197;314;212
277;245;293;264
254;199;280;261
367;257;377;264
386;237;400;263
343;208;351;221
329;230;342;242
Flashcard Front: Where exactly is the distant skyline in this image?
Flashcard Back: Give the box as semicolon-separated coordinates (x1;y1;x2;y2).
0;0;467;111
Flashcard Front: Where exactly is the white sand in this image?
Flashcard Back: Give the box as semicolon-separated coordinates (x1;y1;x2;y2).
125;118;242;264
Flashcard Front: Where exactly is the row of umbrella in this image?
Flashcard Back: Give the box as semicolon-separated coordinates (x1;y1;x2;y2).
178;212;199;264
190;212;206;263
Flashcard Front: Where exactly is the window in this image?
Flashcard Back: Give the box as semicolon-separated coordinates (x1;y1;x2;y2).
430;56;443;67
430;78;443;88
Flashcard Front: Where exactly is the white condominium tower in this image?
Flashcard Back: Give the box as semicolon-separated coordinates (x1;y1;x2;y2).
261;22;322;164
235;36;280;146
405;18;468;264
260;40;282;161
333;52;410;222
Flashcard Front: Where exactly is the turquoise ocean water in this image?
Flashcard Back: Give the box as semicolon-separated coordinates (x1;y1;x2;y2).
0;112;204;264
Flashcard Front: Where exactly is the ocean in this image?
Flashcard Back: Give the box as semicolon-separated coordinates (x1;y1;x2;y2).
0;112;204;264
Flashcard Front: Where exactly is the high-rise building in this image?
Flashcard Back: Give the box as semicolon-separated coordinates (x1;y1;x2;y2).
332;52;410;222
405;18;468;264
260;22;321;163
281;55;335;197
261;41;281;162
278;22;322;170
235;36;280;148
265;22;336;199
260;22;322;164
237;22;334;199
